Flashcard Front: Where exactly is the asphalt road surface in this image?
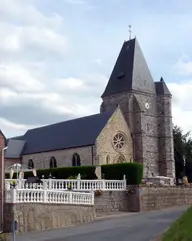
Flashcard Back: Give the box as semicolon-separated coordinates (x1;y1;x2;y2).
16;206;188;241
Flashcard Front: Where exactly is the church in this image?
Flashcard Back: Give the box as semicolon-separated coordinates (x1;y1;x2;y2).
0;37;175;178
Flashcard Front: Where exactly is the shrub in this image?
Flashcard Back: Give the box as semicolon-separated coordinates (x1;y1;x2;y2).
95;190;103;196
6;165;96;180
101;162;143;185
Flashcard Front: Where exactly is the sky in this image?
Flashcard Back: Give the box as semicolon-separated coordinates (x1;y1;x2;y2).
1;0;192;138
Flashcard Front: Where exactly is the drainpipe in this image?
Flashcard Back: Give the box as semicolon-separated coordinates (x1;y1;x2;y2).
0;146;7;233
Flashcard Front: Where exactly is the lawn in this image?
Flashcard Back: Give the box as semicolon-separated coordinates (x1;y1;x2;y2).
163;207;192;241
0;233;10;241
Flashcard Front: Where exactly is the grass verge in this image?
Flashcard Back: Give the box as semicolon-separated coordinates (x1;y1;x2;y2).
162;206;192;241
0;233;11;241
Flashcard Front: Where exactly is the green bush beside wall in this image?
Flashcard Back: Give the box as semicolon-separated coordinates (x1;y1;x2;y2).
101;162;143;184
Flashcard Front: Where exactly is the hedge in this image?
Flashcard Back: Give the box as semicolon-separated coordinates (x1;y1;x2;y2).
101;162;143;185
5;162;143;184
5;165;96;180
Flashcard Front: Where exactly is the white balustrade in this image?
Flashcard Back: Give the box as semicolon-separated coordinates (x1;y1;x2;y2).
5;189;94;205
5;178;127;191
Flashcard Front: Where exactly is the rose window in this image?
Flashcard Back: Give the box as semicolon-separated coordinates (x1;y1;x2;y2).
113;133;125;151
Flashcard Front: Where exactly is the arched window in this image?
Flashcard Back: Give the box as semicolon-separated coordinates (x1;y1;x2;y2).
106;155;110;164
50;156;57;168
117;155;125;163
72;153;81;166
28;159;34;169
114;155;126;164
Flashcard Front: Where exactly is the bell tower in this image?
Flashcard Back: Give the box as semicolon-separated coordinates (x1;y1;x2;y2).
100;37;175;177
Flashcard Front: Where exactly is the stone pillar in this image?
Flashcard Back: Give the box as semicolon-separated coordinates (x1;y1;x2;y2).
95;165;101;179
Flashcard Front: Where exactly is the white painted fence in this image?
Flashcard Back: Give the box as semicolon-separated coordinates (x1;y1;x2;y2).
5;188;94;205
5;178;127;191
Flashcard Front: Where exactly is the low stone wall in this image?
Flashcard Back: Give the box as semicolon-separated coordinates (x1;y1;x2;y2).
139;186;192;211
94;191;129;215
4;203;96;233
4;187;192;233
95;187;192;215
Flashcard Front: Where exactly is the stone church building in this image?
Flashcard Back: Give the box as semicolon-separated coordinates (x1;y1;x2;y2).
0;37;175;178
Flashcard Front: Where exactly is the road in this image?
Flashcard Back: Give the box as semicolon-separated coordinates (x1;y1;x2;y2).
16;206;188;241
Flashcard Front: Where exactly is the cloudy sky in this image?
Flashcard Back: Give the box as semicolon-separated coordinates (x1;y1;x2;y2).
1;0;192;137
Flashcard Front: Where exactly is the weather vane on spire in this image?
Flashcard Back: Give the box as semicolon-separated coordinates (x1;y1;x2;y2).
128;25;132;40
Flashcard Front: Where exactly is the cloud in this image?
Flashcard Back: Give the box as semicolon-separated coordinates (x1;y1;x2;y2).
168;80;192;133
1;0;192;140
0;0;63;28
93;58;103;65
0;63;45;92
0;23;68;57
0;117;36;133
169;56;192;133
173;55;192;76
0;0;72;137
64;0;87;4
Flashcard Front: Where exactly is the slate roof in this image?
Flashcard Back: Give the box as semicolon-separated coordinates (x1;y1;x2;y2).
155;77;172;96
101;38;156;98
5;139;26;159
10;112;113;155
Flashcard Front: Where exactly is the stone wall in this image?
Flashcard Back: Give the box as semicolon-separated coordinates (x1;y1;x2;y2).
96;107;133;165
95;191;129;215
156;95;175;177
95;187;192;215
100;81;175;178
22;145;96;170
139;187;192;211
101;91;160;177
4;203;96;233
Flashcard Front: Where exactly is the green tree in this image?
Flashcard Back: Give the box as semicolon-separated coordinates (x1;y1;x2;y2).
173;125;192;182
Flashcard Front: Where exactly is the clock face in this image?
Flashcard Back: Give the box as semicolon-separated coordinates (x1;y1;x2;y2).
145;102;149;109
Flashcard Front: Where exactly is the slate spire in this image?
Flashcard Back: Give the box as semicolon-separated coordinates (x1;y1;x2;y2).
101;38;156;98
155;77;171;96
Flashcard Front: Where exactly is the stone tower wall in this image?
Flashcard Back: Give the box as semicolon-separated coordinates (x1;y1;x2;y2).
101;91;159;177
156;95;175;177
131;93;159;177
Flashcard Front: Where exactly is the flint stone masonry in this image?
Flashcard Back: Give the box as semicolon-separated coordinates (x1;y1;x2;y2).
95;191;129;215
101;90;175;178
4;203;96;233
94;190;140;215
95;187;192;215
139;186;192;211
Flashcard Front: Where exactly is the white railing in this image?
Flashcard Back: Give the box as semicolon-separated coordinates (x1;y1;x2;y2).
5;177;127;191
5;188;94;205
